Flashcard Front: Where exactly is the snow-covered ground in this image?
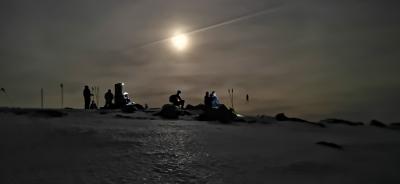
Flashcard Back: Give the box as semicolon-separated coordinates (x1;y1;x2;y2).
1;108;400;184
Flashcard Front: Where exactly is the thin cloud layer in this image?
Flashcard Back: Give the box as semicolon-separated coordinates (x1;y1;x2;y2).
0;0;399;122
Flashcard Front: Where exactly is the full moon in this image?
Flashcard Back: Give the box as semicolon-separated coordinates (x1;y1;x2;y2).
171;33;188;51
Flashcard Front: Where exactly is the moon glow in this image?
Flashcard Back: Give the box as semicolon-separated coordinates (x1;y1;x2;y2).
171;33;189;51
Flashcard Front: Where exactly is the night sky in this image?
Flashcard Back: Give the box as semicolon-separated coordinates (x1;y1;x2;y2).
0;0;399;122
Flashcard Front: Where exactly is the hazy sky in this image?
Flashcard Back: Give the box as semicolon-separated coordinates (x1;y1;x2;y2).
0;0;399;122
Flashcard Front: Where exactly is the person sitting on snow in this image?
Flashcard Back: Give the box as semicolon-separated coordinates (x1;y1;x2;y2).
210;91;220;109
90;100;98;109
123;92;134;106
204;91;212;109
169;90;185;109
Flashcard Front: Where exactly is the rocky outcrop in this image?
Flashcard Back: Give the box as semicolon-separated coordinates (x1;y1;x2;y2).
185;104;206;111
320;118;364;126
275;113;324;127
197;105;236;123
156;104;180;119
370;120;387;128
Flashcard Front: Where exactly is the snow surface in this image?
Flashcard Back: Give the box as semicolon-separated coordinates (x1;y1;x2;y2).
1;108;400;184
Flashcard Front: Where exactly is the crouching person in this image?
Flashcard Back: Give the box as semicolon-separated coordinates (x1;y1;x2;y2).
169;90;185;109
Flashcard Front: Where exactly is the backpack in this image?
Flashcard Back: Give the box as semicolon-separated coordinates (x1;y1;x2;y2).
169;95;176;103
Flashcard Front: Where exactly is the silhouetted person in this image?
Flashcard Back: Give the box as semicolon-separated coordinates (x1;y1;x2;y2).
123;92;132;105
90;100;98;109
114;83;124;108
204;91;212;109
246;94;249;103
83;85;92;109
104;89;114;108
210;91;220;109
169;90;185;109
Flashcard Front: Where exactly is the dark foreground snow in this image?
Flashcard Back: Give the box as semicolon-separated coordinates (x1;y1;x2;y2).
1;108;400;184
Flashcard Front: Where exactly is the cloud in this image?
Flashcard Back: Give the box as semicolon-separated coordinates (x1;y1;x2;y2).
0;0;399;121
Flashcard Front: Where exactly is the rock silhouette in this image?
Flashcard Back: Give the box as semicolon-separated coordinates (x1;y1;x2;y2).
275;113;308;122
320;118;364;126
275;113;325;127
121;104;137;113
370;120;387;128
198;105;236;123
390;122;400;128
185;104;206;111
156;104;180;119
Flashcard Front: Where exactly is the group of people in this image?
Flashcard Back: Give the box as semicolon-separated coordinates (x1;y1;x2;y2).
204;91;220;109
83;86;98;109
83;86;132;110
84;85;228;111
169;90;221;109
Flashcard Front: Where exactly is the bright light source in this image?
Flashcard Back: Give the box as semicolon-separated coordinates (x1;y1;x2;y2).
171;32;188;51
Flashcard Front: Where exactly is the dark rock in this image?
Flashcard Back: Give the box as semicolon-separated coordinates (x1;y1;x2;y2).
122;104;137;113
185;104;206;111
316;141;343;150
195;104;206;110
390;122;400;128
275;113;308;122
275;113;289;121
232;115;251;123
370;119;387;128
133;104;145;110
185;104;196;110
255;115;276;124
389;122;400;130
156;104;180;119
182;111;192;116
320;118;364;126
275;113;325;127
14;109;29;115
197;104;236;123
217;105;237;123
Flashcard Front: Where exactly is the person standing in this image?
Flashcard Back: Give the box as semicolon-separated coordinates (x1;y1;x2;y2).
83;85;92;109
104;89;114;109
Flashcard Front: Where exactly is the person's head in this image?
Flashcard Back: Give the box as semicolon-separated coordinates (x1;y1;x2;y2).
205;91;209;96
108;89;111;92
177;90;181;95
84;85;89;89
211;91;216;96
